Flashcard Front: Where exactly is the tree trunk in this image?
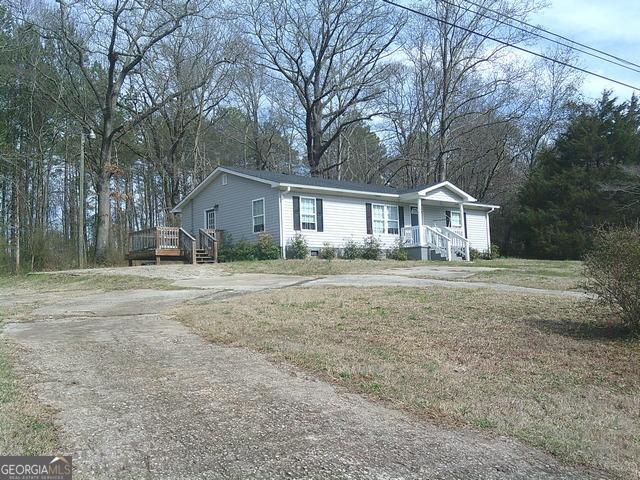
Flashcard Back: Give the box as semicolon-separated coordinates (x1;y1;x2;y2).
95;171;111;263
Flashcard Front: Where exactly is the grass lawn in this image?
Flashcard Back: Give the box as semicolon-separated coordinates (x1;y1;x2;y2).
462;258;584;291
222;257;585;291
177;285;639;479
220;258;435;275
0;272;180;294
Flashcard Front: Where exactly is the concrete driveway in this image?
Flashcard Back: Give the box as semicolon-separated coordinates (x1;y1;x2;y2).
1;267;601;479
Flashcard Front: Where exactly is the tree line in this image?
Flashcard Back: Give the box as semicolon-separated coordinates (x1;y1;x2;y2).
0;0;635;271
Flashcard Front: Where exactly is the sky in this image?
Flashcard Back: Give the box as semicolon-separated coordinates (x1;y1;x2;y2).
531;0;640;100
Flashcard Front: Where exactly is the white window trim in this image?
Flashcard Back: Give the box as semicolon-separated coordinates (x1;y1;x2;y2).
204;208;216;229
386;204;400;235
300;196;317;231
372;204;385;235
371;203;400;236
221;173;228;185
252;198;265;233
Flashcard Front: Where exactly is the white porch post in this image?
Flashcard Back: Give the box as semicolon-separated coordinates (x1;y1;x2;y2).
460;203;469;261
417;198;424;246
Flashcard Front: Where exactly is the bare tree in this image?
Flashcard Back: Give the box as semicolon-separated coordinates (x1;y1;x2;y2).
132;13;238;225
26;0;217;262
247;0;404;176
382;0;544;185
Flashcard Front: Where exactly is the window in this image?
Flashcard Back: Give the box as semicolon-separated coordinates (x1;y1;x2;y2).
450;210;462;228
222;174;228;185
372;205;385;234
205;209;216;229
386;205;399;234
301;197;316;230
371;204;400;235
252;198;264;232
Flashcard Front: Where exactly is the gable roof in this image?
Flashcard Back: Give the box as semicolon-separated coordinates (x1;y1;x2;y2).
172;165;479;212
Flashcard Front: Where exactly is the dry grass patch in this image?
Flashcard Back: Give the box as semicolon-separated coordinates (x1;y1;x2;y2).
221;258;434;275
0;339;60;455
464;268;582;290
0;273;179;294
178;286;639;478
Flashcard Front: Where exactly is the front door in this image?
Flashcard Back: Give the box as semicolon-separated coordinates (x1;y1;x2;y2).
205;208;216;229
410;206;419;227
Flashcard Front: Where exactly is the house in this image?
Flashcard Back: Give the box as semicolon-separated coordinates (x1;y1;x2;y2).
169;166;499;261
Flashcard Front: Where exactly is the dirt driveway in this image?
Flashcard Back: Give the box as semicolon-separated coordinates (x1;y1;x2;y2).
1;267;603;479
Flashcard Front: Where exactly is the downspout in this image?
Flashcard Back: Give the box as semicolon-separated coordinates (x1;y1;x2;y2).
485;207;496;254
279;187;290;259
459;202;469;261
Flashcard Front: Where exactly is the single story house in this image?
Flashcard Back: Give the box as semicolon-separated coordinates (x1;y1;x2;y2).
171;166;499;261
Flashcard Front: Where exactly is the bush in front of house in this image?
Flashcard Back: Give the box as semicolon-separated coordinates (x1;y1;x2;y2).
360;236;382;260
256;233;281;260
288;233;309;259
341;239;361;260
217;233;236;262
319;242;336;260
387;238;408;261
232;239;259;261
583;226;640;334
218;233;280;261
487;243;501;259
469;247;482;261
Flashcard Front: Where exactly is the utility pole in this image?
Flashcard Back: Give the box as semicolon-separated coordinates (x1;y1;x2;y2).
78;131;85;268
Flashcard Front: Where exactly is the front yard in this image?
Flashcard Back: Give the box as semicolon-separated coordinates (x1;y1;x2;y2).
223;257;585;291
177;284;639;479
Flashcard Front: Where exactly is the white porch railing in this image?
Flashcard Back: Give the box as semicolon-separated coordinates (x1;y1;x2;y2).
401;225;470;261
439;226;470;260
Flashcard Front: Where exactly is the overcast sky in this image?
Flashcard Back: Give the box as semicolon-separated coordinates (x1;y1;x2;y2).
531;0;640;101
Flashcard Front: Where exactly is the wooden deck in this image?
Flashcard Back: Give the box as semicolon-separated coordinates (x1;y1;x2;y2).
127;227;220;265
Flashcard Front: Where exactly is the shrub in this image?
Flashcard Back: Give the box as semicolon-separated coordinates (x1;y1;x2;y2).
387;238;408;261
256;233;281;260
233;239;259;261
288;233;308;259
218;234;261;262
360;236;381;260
319;242;336;260
487;243;501;259
342;239;361;260
469;248;482;261
583;226;640;334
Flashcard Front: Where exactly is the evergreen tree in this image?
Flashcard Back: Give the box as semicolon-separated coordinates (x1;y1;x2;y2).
513;92;640;259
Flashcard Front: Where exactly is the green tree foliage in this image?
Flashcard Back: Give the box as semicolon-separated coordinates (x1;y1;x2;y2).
513;92;640;259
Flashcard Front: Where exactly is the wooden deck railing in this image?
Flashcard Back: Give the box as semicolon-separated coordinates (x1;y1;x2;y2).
179;228;197;264
199;228;218;262
129;226;180;252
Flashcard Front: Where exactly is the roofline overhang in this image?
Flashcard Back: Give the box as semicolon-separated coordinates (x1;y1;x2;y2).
398;181;477;202
277;183;399;198
462;202;501;210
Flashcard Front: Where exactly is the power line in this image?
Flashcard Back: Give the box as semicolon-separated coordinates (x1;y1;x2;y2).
458;0;640;70
435;0;640;74
382;0;640;91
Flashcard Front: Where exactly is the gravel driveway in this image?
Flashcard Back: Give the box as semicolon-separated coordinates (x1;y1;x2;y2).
1;270;604;479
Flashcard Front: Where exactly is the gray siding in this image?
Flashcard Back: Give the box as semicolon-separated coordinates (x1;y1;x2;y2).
180;173;281;245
